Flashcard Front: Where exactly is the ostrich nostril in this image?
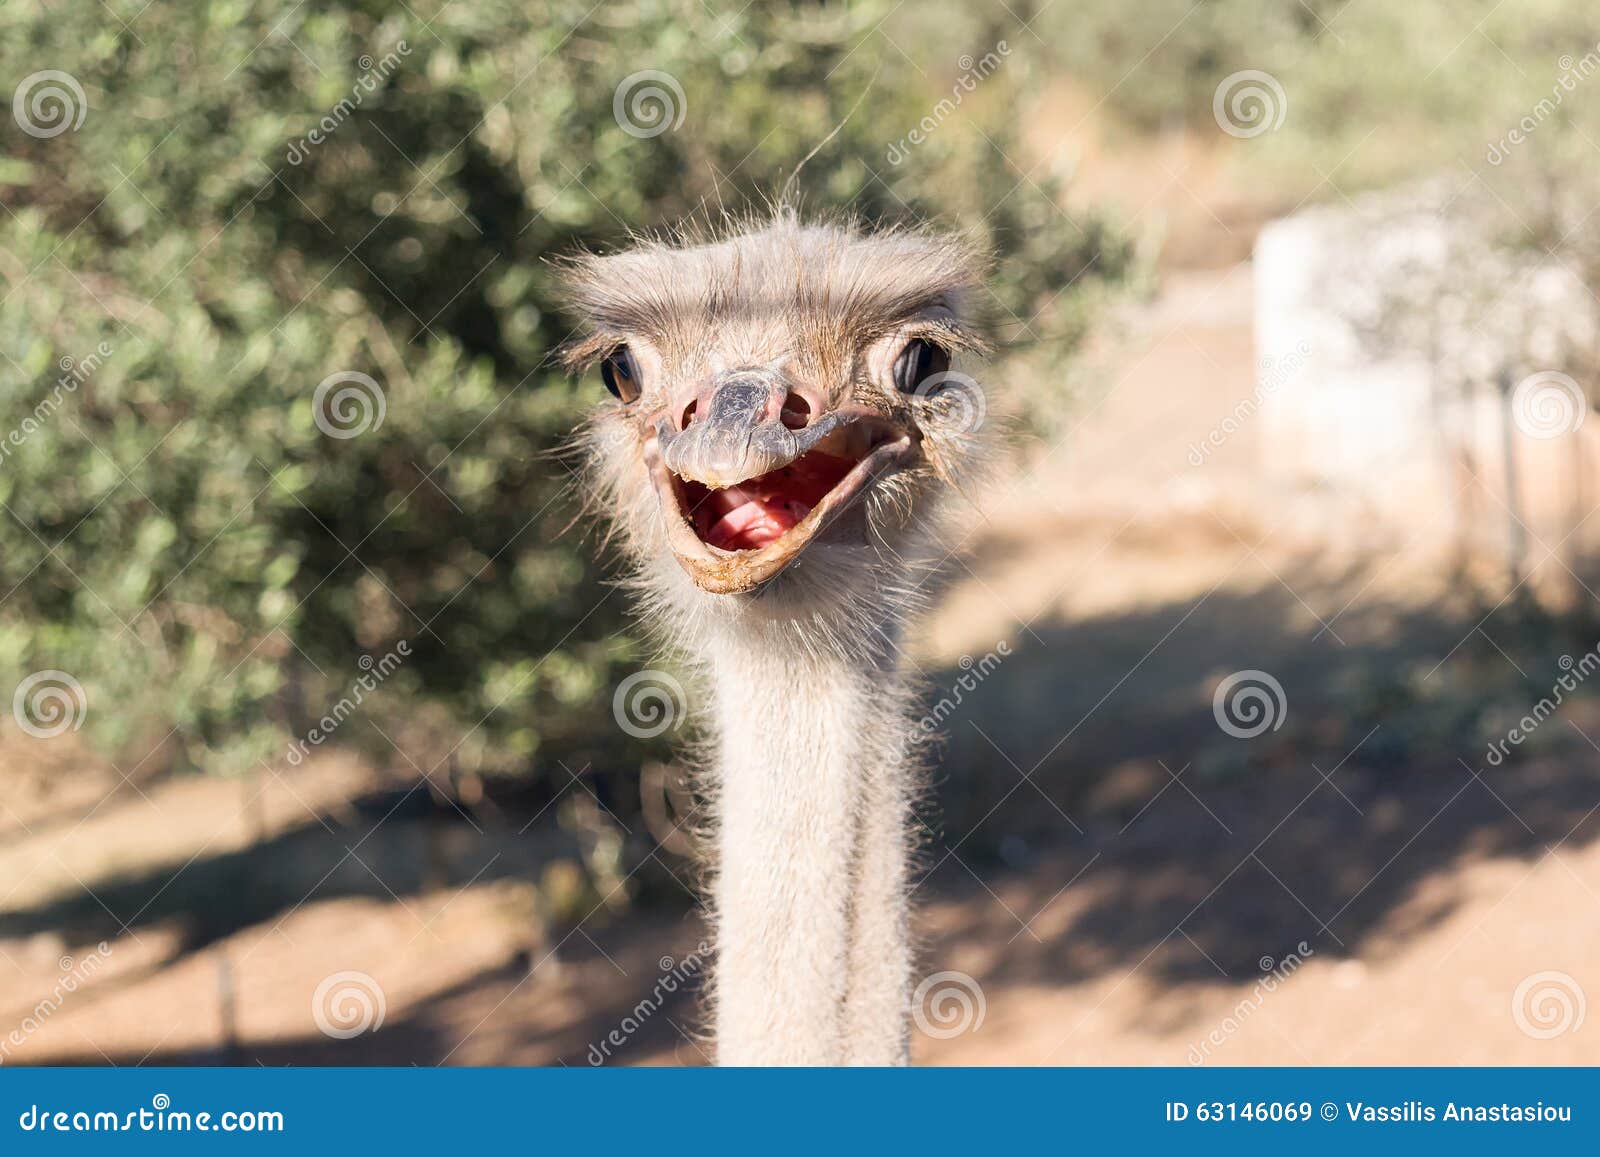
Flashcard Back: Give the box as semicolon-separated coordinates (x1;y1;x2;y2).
679;400;698;430
779;392;812;430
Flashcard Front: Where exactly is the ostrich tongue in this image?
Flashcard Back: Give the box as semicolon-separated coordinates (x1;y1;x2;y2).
699;450;856;552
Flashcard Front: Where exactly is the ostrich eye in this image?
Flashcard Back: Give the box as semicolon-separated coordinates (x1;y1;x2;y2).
892;338;951;394
600;345;642;404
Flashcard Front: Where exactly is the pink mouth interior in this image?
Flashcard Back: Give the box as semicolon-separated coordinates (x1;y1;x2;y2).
683;451;856;552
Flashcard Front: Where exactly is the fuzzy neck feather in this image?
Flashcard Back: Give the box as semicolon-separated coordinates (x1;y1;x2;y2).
694;599;917;1065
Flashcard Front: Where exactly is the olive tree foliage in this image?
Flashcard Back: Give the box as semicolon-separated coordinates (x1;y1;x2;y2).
0;0;1137;782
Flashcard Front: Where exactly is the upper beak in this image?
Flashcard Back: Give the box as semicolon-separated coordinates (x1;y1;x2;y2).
654;370;799;488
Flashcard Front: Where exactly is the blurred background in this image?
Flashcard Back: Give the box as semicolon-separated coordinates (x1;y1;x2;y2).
2;0;1599;1065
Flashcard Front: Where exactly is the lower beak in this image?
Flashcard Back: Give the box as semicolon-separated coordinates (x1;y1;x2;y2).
645;416;917;594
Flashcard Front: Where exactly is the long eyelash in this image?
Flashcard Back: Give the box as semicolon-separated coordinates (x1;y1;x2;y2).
560;330;626;373
896;318;988;357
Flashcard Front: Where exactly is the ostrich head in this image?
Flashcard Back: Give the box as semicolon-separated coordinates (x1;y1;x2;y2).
563;215;992;628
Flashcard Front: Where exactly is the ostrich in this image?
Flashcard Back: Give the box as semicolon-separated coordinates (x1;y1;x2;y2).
562;213;993;1065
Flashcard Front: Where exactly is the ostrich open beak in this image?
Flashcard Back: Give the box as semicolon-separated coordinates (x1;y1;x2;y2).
643;378;917;594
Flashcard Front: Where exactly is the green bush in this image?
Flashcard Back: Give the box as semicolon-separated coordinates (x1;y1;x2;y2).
0;0;1138;786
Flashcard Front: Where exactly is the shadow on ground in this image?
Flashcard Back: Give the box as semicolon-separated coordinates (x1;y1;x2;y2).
916;550;1600;998
12;551;1600;1064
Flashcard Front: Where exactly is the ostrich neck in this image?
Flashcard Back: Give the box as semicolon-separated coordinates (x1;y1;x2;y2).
698;622;914;1065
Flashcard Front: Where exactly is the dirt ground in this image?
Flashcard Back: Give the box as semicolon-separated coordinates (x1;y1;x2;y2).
4;262;1598;1067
